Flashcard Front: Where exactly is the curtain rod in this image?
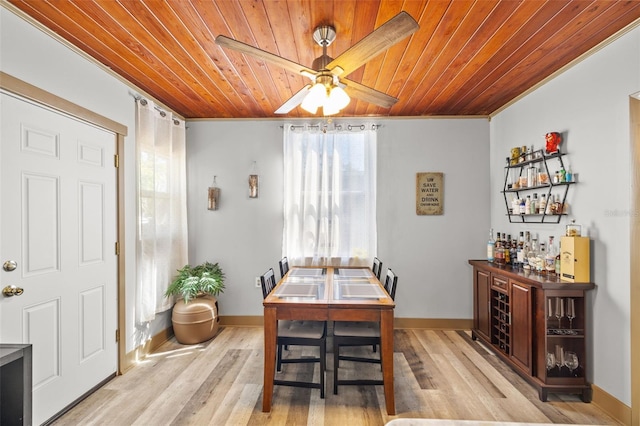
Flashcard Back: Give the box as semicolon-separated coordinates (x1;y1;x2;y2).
280;123;379;131
130;92;181;125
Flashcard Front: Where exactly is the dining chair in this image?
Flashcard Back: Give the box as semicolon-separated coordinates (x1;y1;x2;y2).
332;268;398;394
261;268;327;398
278;256;290;279
372;257;382;279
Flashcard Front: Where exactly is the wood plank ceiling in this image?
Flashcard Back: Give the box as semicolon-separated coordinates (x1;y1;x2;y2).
6;1;640;119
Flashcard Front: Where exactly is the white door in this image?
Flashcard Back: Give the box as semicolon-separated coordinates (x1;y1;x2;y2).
0;92;118;425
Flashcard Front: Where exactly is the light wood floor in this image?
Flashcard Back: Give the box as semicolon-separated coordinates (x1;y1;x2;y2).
52;327;620;425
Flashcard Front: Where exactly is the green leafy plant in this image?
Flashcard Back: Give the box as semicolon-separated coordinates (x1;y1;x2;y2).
165;262;225;303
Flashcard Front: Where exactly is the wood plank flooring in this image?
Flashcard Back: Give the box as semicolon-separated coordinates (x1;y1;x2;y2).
52;327;620;425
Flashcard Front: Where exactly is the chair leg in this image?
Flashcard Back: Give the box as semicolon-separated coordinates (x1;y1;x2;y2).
320;339;326;399
277;344;283;372
333;338;339;395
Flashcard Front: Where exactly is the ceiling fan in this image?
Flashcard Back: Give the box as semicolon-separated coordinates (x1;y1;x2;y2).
215;11;419;115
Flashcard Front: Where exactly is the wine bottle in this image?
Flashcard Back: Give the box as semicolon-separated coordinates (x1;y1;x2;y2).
487;228;495;263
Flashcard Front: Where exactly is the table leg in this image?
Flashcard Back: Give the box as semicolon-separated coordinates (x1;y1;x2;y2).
380;309;395;415
263;307;277;412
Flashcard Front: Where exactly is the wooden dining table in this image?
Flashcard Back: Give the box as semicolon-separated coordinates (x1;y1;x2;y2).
262;266;396;414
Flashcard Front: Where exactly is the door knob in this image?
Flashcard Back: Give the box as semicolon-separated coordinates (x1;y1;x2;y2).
2;285;24;297
3;260;17;271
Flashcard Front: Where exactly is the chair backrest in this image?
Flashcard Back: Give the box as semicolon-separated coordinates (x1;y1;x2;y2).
279;257;290;279
384;268;398;301
261;268;277;299
372;257;382;279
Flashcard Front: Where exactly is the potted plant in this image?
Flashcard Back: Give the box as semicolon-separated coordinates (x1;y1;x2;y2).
165;262;225;344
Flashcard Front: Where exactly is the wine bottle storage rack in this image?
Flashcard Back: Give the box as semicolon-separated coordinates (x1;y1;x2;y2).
491;291;510;355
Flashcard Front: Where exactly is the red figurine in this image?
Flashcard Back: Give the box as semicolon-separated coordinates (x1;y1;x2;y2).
545;132;561;154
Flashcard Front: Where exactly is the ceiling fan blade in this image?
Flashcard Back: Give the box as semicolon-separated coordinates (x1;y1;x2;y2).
216;35;316;76
327;11;419;77
342;79;398;109
275;85;312;114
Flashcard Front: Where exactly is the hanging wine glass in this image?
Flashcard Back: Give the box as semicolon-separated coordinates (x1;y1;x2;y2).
564;351;579;376
566;298;576;329
554;297;564;329
547;298;554;329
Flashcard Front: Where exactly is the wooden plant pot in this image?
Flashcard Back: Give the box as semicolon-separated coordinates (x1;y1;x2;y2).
171;295;220;344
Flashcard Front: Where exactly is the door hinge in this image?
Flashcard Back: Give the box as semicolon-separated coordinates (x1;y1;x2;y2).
115;329;120;343
114;154;119;168
115;241;120;256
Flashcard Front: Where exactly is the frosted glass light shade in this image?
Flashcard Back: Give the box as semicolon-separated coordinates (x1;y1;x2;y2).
328;86;350;110
301;83;328;114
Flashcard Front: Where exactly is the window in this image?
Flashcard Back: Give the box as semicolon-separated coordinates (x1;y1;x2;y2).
283;124;377;266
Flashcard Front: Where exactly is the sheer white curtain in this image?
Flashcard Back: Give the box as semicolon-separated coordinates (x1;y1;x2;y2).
283;124;377;267
135;99;188;323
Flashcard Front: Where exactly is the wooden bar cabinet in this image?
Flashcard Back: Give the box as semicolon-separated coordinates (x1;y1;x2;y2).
469;260;594;402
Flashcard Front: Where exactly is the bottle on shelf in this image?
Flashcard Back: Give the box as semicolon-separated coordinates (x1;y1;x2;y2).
531;193;538;214
546;195;554;215
566;166;573;182
527;236;538;271
525;196;531;215
519;198;526;214
510;236;517;267
495;232;505;265
487;228;495;263
527;166;536;188
504;235;511;265
546;236;557;274
516;232;525;267
554;195;563;215
539;194;547;214
537;242;547;273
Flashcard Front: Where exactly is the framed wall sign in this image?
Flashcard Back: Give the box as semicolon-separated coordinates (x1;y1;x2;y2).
416;172;443;215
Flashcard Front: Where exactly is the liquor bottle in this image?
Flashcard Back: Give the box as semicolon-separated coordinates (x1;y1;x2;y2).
546;236;556;274
504;235;511;265
510;237;517;267
527;236;538;271
516;232;525;267
546;195;554;214
537;242;547;273
531;193;538;214
539;194;547;214
525;196;531;215
495;232;505;265
555;195;563;215
487;228;495;263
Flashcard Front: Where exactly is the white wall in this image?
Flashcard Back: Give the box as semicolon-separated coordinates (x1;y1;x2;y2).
0;7;171;353
490;26;640;406
186;118;490;319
